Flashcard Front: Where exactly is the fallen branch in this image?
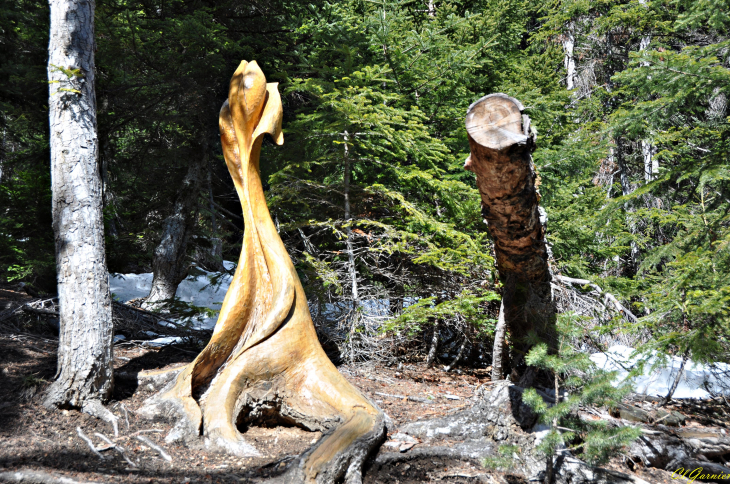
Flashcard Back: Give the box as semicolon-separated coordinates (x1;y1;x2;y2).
374;391;433;404
95;432;136;467
135;435;172;462
21;303;59;317
0;469;99;484
76;427;105;460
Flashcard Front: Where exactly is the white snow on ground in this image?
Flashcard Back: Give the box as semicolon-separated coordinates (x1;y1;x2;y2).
591;345;730;399
109;261;236;346
111;269;729;399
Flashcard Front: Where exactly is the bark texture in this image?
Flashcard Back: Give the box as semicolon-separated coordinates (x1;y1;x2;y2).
140;61;386;484
45;0;114;410
464;93;556;373
144;143;205;309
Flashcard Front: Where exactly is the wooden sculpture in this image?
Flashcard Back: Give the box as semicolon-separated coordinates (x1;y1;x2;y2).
464;93;556;382
141;61;385;484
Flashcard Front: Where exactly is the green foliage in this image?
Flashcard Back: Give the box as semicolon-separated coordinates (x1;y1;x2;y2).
2;0;728;380
386;288;500;338
21;372;48;388
0;0;55;290
522;314;641;466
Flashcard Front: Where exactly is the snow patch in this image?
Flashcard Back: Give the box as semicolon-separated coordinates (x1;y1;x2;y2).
590;345;730;399
109;263;235;331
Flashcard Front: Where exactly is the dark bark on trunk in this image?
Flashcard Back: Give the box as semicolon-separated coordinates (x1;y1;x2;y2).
615;139;639;272
464;94;557;374
144;141;205;309
44;0;115;416
199;168;226;272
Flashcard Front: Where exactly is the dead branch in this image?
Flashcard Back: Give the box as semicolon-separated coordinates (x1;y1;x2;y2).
94;432;136;467
374;391;433;404
76;427;105;460
555;275;638;322
135;435;172;462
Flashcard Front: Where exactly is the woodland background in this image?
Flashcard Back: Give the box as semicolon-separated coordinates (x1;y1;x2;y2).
1;0;729;371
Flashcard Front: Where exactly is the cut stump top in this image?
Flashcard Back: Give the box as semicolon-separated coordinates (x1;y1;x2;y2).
465;93;527;150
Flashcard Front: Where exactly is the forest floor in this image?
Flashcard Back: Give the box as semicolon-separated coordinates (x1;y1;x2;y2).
0;284;714;484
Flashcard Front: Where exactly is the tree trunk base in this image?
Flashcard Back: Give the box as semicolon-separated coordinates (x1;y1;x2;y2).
43;386;119;437
139;361;386;484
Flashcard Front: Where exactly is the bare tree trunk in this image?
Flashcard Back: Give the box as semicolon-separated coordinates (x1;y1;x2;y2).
203;168;226;272
464;94;557;381
637;14;658;184
343;131;359;306
491;299;507;380
426;319;440;368
615;140;639;270
660;352;689;407
563;22;576;90
144;141;205;309
708;88;727;121
139;63;385;483
44;0;115;425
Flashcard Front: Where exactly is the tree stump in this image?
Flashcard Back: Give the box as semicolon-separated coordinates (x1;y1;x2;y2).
464;93;556;380
140;61;386;484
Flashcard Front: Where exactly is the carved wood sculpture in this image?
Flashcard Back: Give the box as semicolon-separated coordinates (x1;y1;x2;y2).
141;61;386;484
464;93;556;382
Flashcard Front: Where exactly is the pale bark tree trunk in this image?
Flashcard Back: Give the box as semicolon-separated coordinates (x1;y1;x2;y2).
708;88;727;121
343;130;359;306
343;131;362;365
491;299;508;380
426;319;440;368
637;12;658;184
464;94;556;383
44;0;116;427
642;140;658;183
144;141;205;309
563;22;576;90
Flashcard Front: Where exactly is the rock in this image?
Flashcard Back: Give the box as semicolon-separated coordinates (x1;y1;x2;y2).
553;456;651;484
629;432;692;469
391;382;654;484
653;409;685;426
612;404;652;424
400;382;537;442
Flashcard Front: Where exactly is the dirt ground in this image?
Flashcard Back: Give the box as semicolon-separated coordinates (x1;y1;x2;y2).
0;332;507;484
0;285;689;483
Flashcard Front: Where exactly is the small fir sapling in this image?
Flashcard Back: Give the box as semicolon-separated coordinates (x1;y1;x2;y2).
521;313;641;477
